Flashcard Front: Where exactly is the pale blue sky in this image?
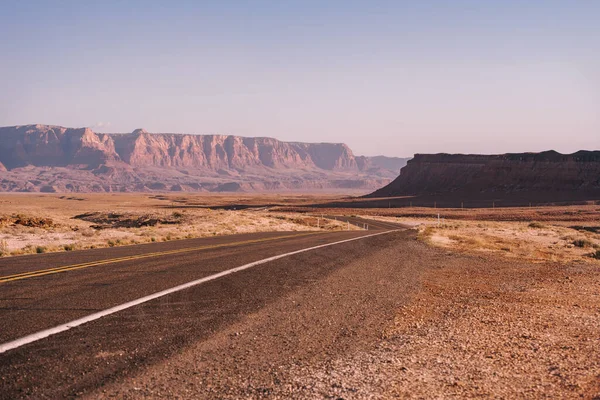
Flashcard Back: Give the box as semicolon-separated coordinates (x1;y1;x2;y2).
1;1;598;156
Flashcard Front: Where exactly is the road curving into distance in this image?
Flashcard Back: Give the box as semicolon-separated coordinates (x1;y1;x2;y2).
0;216;409;399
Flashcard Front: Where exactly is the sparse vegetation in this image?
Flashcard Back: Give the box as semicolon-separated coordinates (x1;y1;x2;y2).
35;246;46;254
402;216;600;263
0;239;8;256
3;194;598;260
573;239;594;248
63;243;76;251
528;221;546;229
81;228;96;237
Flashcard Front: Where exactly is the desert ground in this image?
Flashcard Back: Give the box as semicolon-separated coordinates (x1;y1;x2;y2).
0;193;357;257
1;193;599;398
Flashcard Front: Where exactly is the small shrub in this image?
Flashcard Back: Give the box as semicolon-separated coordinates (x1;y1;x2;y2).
36;246;47;254
528;222;546;229
416;226;435;241
172;211;183;219
63;243;76;251
151;237;156;242
0;239;8;254
81;229;96;237
591;250;600;260
573;239;594;248
107;240;116;247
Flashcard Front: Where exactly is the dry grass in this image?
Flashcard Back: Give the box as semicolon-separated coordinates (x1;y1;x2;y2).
3;193;598;262
284;204;600;223
0;194;357;257
362;214;600;263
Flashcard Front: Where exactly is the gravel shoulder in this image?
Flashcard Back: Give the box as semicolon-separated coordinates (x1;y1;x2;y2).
384;253;600;398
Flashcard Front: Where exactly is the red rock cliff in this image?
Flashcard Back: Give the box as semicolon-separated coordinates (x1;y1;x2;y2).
0;125;407;192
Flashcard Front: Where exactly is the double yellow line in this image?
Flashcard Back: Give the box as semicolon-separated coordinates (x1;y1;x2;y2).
0;231;324;284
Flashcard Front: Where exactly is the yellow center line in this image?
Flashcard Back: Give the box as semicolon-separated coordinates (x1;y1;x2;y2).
0;231;329;284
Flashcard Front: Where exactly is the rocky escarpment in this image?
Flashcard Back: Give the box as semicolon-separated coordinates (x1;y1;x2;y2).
0;125;119;169
0;125;408;193
110;129;364;171
368;151;600;205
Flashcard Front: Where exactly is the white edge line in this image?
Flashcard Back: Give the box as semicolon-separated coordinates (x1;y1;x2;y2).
0;229;399;354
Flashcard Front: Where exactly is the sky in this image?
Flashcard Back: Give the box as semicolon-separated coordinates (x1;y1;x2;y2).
0;1;598;157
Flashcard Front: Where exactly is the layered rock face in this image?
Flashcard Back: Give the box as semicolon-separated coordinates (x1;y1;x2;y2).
369;151;600;205
110;130;363;171
0;125;408;193
0;125;119;169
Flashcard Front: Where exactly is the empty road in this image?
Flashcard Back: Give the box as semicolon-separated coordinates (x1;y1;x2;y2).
0;217;414;398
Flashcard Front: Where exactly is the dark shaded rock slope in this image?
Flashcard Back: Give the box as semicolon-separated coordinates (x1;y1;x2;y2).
367;151;600;206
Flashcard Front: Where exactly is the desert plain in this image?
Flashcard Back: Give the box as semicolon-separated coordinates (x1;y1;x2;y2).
0;193;599;397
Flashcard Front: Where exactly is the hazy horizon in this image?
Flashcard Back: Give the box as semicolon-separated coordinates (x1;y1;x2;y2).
1;1;598;157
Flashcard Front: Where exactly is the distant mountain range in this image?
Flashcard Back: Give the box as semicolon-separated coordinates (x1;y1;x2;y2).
0;125;409;193
368;151;600;206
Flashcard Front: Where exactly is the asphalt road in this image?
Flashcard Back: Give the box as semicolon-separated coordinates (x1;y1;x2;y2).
323;215;406;231
0;217;408;398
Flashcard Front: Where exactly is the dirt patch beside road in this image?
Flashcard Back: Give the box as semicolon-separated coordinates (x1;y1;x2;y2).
383;255;600;398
